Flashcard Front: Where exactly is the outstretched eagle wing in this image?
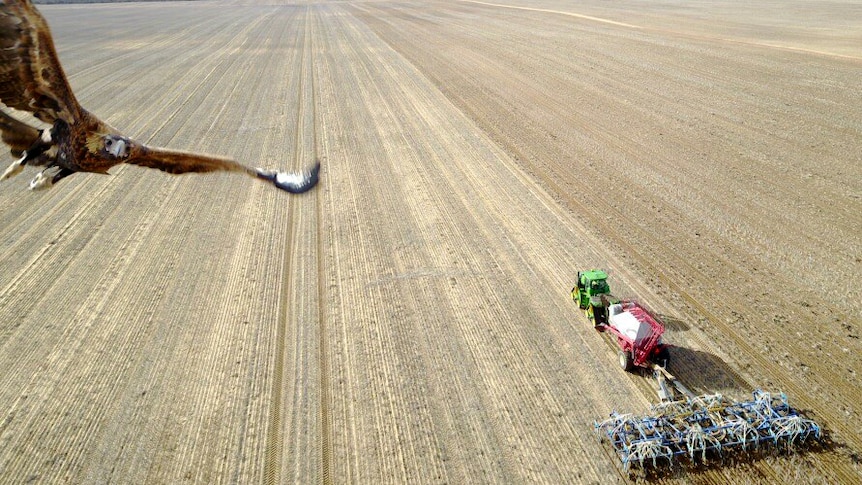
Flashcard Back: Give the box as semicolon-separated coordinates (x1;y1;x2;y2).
128;146;321;194
0;0;83;125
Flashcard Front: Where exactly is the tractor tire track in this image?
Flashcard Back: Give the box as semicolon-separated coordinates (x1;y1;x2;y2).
309;8;334;485
263;6;331;485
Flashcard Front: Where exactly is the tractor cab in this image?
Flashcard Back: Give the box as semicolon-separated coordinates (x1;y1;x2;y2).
588;277;610;295
572;270;615;326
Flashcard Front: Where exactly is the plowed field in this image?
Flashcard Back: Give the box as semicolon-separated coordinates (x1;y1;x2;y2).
1;1;860;483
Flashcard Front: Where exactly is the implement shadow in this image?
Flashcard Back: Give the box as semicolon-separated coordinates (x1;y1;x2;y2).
664;345;748;395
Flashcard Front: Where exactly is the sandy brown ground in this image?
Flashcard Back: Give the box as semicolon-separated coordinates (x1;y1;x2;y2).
0;1;859;483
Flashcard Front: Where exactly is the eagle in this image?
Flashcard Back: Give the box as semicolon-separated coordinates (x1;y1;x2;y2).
0;0;320;193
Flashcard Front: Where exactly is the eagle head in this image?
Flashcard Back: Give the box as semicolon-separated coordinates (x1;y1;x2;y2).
100;134;131;159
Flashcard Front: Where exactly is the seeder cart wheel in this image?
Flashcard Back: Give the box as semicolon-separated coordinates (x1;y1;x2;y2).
619;351;634;372
656;347;671;369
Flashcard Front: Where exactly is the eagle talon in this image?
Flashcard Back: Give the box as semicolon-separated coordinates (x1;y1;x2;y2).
29;170;52;191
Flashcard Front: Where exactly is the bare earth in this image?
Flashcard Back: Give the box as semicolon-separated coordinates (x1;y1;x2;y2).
0;0;860;483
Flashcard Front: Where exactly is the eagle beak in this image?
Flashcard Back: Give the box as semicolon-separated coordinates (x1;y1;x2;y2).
109;139;127;158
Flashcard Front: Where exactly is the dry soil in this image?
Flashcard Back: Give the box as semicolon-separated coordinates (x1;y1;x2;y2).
0;1;860;483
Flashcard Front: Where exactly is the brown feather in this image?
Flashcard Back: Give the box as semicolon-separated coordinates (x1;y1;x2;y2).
0;0;83;124
0;107;40;156
127;145;256;176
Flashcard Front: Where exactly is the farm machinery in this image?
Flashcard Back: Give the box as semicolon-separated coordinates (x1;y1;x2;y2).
572;270;822;472
596;390;822;471
573;270;670;373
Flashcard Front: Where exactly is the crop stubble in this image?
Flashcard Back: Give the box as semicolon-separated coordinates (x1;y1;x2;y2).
0;1;859;484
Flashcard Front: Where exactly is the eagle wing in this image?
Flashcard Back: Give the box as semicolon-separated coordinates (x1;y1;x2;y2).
128;146;321;194
0;0;83;125
0;107;41;156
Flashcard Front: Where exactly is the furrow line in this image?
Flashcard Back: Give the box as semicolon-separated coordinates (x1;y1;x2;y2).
139;11;275;148
312;12;367;481
0;178;124;315
263;6;317;484
336;15;428;481
308;7;333;485
0;176;180;482
64;9;234;85
323;12;405;480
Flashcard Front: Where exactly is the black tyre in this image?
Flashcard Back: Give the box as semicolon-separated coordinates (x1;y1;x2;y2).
619;350;634;372
655;347;671;369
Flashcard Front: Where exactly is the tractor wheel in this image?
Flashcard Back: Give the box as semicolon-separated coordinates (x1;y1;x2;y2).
656;347;671;369
619;351;634;372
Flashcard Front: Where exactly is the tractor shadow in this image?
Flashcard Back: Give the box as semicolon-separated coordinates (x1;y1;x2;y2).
663;345;747;395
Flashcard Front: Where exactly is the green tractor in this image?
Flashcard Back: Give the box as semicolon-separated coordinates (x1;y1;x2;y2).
572;269;616;326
